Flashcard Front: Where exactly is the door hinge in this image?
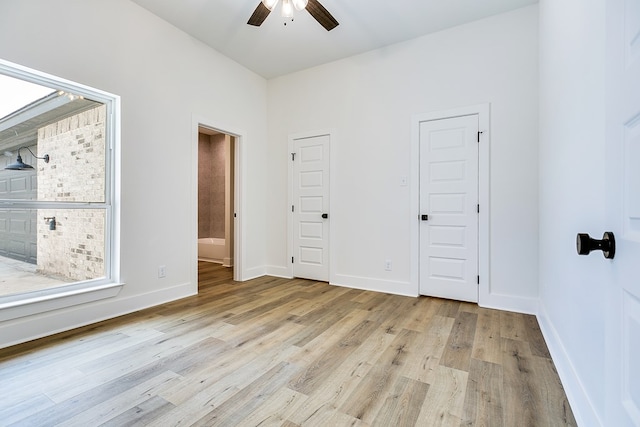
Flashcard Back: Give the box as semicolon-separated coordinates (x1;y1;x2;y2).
291;152;296;161
477;204;480;213
292;257;294;263
477;275;480;285
292;205;295;212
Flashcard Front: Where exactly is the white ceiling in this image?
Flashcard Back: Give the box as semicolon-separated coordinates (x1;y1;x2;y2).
130;0;537;79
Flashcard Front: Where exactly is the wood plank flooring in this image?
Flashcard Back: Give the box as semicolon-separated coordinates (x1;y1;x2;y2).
0;262;576;426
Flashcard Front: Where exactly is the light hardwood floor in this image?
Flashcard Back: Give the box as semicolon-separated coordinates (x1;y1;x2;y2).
0;262;576;426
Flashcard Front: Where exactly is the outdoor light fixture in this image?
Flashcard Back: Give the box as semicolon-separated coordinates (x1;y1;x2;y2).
45;216;56;231
4;146;50;170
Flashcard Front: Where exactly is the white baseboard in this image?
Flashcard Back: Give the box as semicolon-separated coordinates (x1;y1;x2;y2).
331;273;418;297
264;265;292;279
0;281;195;349
241;266;267;281
537;303;603;427
478;292;539;315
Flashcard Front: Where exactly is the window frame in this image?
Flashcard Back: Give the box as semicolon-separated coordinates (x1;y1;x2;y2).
0;59;122;322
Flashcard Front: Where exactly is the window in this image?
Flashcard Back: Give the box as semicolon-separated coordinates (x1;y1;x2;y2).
0;59;121;321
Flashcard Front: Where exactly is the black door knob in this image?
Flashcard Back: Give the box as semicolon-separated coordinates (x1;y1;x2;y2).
576;231;615;259
321;213;328;219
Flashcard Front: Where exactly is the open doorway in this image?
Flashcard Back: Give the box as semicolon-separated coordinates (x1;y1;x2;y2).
196;126;236;285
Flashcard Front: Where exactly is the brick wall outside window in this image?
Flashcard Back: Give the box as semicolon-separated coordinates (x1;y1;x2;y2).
36;105;106;281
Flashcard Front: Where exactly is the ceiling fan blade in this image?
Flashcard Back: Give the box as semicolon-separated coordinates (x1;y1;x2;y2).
247;2;271;26
306;0;339;31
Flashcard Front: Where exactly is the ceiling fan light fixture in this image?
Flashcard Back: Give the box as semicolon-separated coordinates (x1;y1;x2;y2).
281;0;294;18
248;0;338;30
292;0;308;11
262;0;279;11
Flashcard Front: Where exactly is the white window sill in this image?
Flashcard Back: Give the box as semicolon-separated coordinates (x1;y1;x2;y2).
0;282;124;322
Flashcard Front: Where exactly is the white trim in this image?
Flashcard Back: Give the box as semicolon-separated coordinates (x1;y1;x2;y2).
264;265;291;279
0;282;123;322
243;266;267;281
287;129;336;281
235;133;245;281
191;115;245;282
411;104;490;303
537;303;604;427
0;59;119;107
0;281;193;349
477;294;538;315
0;58;122;322
332;274;417;297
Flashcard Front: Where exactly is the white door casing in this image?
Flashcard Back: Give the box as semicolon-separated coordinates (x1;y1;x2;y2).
605;0;640;424
290;133;330;282
419;114;479;302
191;116;244;283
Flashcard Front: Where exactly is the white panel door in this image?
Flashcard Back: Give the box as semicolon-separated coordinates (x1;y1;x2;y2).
419;115;478;302
292;134;330;281
605;0;640;424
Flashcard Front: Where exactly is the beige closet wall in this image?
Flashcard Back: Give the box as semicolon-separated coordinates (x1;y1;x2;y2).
198;132;225;239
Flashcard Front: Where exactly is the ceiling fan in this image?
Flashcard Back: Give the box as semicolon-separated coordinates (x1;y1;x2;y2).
247;0;339;31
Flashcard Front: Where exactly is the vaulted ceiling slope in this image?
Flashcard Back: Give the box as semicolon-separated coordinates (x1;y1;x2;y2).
130;0;538;79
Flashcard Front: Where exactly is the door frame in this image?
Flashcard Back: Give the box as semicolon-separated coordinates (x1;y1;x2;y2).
604;0;640;422
287;129;335;280
191;115;244;285
411;104;490;301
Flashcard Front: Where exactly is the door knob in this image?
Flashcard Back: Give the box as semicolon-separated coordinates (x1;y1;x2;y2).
420;214;429;221
322;213;328;219
576;231;615;259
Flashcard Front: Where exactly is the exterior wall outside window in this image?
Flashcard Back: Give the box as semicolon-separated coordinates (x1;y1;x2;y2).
36;105;106;281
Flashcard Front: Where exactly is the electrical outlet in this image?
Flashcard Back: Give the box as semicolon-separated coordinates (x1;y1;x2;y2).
385;260;392;271
158;265;166;278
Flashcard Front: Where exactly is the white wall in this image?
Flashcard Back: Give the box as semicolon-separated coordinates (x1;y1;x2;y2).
0;0;268;347
266;6;540;310
538;0;607;425
0;2;613;422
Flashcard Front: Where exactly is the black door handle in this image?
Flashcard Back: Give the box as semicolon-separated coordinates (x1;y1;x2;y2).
322;213;328;219
420;214;429;221
576;231;615;259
